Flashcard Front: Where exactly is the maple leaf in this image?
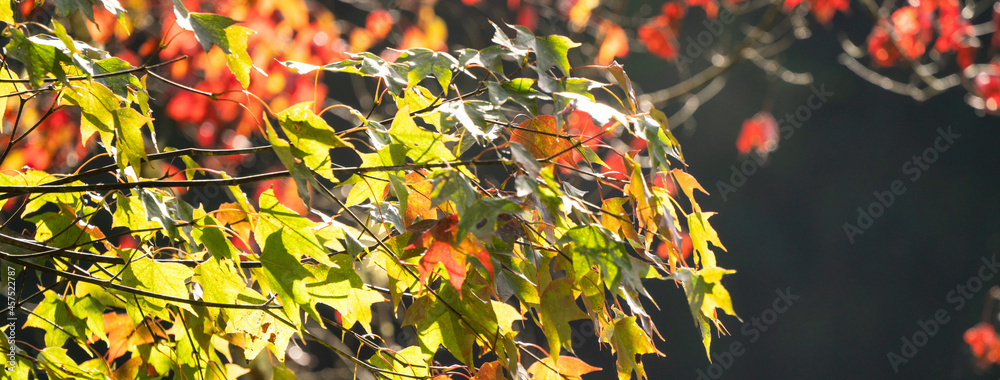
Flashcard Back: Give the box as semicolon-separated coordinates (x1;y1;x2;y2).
637;3;685;60
735;111;779;157
607;316;662;380
638;24;679;60
965;323;1000;368
471;361;505;380
597;21;629;66
366;10;394;40
509;115;575;166
402;171;437;226
539;279;590;361
103;313;166;361
527;355;601;380
305;255;389;333
414;214;494;292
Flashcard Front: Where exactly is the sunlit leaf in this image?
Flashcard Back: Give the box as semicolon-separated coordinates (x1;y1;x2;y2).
527;355;601;380
539;278;589;359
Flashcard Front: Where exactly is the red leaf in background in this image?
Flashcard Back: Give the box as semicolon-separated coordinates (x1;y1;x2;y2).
973;67;1000;114
656;230;692;261
86;8;119;44
685;0;718;19
601;152;628;181
196;122;217;148
891;7;926;60
638;3;685;60
462;0;482;4
638;24;679;60
118;235;137;249
564;110;603;148
787;0;847;24
736;112;779;156
661;2;686;22
155;162;188;195
652;171;678;196
956;46;975;70
964;323;1000;368
933;0;973;53
516;4;538;32
597;21;629;65
167;91;209;123
21;140;50;170
1;195;20;212
810;0;849;24
867;26;901;67
366;10;394;40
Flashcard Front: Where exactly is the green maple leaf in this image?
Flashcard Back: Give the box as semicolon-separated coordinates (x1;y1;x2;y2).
89;57;143;98
37;347;105;379
687;210;726;268
171;0;258;88
62;81;149;171
343;145;406;207
224;306;296;361
606;316;661;380
52;0;125;24
0;0;13;24
539;278;589;361
23;291;87;348
396;48;458;90
390;105;457;164
111;194;160;238
192;256;252;322
223;25;257;88
277;102;352;180
8;29;72;88
670;267;739;359
120;256;195;314
254;222;315;328
191;215;241;263
304;255;387;332
257;188;335;267
368;346;431;380
559;225;633;291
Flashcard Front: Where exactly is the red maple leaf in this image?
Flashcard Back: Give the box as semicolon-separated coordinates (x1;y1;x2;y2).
366;10;394;40
974;65;1000;114
597;21;629;65
964;323;1000;368
736;112;779;156
638;3;685;60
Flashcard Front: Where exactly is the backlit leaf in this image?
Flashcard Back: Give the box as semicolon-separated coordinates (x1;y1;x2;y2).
539;278;589;359
304;255;387;332
527;355;601;380
606;316;661;380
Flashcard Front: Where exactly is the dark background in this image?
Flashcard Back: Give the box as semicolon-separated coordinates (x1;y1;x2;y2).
559;7;1000;380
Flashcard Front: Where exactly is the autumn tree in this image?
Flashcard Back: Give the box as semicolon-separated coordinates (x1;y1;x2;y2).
0;0;997;378
0;0;736;379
